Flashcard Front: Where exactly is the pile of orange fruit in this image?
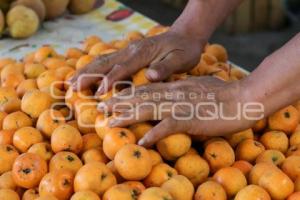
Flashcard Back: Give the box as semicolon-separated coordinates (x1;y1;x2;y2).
0;25;300;200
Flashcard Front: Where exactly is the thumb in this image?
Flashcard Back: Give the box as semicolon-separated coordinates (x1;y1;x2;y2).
138;117;189;147
146;52;181;82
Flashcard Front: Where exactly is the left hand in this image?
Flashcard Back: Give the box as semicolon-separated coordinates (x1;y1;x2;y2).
98;76;261;147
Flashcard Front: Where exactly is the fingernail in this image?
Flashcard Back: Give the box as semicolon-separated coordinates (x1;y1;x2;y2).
96;84;104;95
146;69;159;80
138;138;146;146
108;119;118;127
97;102;106;111
71;83;77;90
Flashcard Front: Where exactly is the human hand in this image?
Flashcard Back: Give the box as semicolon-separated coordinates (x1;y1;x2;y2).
69;30;206;94
98;76;261;147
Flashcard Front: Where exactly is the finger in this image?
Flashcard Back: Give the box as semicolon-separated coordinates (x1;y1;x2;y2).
146;50;186;81
70;55;114;91
138;118;190;147
96;39;160;95
109;106;155;127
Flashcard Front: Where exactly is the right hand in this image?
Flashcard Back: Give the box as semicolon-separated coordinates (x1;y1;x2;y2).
69;30;207;94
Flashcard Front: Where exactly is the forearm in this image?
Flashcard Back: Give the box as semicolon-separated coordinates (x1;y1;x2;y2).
171;0;243;41
241;33;300;117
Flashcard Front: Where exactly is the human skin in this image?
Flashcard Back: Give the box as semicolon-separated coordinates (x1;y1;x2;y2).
70;0;300;146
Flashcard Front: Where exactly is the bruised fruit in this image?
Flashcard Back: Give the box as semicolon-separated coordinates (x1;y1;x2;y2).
6;5;39;38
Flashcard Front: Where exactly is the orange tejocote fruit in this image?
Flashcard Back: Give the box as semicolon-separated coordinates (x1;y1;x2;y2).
161;175;194;200
260;130;289;153
0;130;14;145
21;90;53;118
224;128;254;148
36;109;66;138
24;63;47;79
0;189;20;200
35;195;59;200
213;167;247;197
0;87;21;113
288;192;300;200
249;163;294;199
235;139;265;163
231;160;253;177
144;163;178;187
114;144;152;181
157;133;191;161
74;162;117;196
235;185;271;200
282;155;300;181
0;144;19;174
147;149;163;166
82;133;102;151
174;154;210;187
2;111;32;130
16;79;38;97
129;122;153;141
205;44;228;62
139;187;173;200
51;124;83;154
28;142;54;162
0;171;17;190
103;127;136;160
102;184;140;200
34;46;57;63
82;147;109;164
22;188;40;200
70;190;100;200
39;169;74;200
203;140;235;172
49;151;83;174
268;105;299;135
12;153;47;189
255;149;285;166
13;126;43;153
194;180;227;200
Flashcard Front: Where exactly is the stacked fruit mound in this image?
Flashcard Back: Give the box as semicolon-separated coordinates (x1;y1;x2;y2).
0;25;300;200
0;0;102;39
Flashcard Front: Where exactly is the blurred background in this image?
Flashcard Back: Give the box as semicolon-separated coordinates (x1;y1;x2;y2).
120;0;300;71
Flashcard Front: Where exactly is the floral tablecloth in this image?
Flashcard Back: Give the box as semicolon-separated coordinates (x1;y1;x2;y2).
0;0;157;59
